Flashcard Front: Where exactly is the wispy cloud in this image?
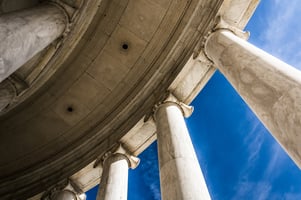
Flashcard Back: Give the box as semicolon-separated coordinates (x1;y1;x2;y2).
283;192;301;200
244;120;263;163
232;119;267;198
232;115;287;199
263;142;284;178
257;0;301;69
140;144;161;200
232;181;272;200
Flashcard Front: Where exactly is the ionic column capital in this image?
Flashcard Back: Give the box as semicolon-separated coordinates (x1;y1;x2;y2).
212;16;250;40
96;144;134;200
202;16;250;64
42;179;86;200
94;144;140;169
48;0;83;24
194;16;249;60
153;93;193;119
202;15;301;168
154;93;211;199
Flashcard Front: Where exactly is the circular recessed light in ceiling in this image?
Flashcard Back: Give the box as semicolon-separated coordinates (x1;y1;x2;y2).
122;43;129;50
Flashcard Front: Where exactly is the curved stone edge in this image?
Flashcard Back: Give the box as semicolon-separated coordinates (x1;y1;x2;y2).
0;0;259;199
59;0;260;196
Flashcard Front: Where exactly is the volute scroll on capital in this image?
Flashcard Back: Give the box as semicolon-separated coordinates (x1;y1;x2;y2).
47;0;84;36
211;16;250;40
152;93;194;119
193;16;249;60
201;16;250;64
94;144;140;169
41;179;86;200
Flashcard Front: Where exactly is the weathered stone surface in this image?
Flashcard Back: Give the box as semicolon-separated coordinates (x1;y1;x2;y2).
205;29;301;168
155;99;211;200
0;4;66;83
96;154;129;200
0;0;261;199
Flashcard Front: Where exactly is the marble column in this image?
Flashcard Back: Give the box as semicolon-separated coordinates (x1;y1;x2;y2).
54;190;77;200
0;4;67;83
43;180;86;200
154;94;211;200
96;145;139;200
205;29;301;168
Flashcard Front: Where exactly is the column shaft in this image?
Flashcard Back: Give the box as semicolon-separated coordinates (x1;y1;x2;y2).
155;102;211;200
205;29;301;167
96;154;129;200
0;4;66;82
54;190;77;200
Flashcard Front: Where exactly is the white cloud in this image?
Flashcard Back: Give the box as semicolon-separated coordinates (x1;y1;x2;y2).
221;2;301;199
140;146;161;200
232;116;287;199
232;181;272;200
244;121;264;163
231;119;265;197
262;142;284;178
258;0;301;69
283;192;301;200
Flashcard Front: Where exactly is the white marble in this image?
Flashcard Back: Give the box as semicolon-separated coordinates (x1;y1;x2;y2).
42;181;86;200
96;145;139;200
205;29;301;168
154;96;211;200
169;54;215;104
96;153;129;200
0;4;66;83
54;190;77;200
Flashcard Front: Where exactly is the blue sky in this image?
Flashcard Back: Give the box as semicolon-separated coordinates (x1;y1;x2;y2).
86;1;301;199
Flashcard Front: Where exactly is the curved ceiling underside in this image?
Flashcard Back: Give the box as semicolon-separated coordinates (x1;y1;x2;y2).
0;0;224;198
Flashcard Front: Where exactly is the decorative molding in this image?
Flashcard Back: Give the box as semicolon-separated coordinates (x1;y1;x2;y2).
153;92;194;119
47;0;74;35
198;15;250;62
94;144;140;169
41;179;86;200
213;16;250;40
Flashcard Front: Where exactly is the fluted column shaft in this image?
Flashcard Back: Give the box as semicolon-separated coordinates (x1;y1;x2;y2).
154;99;211;200
0;4;67;83
205;29;301;168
